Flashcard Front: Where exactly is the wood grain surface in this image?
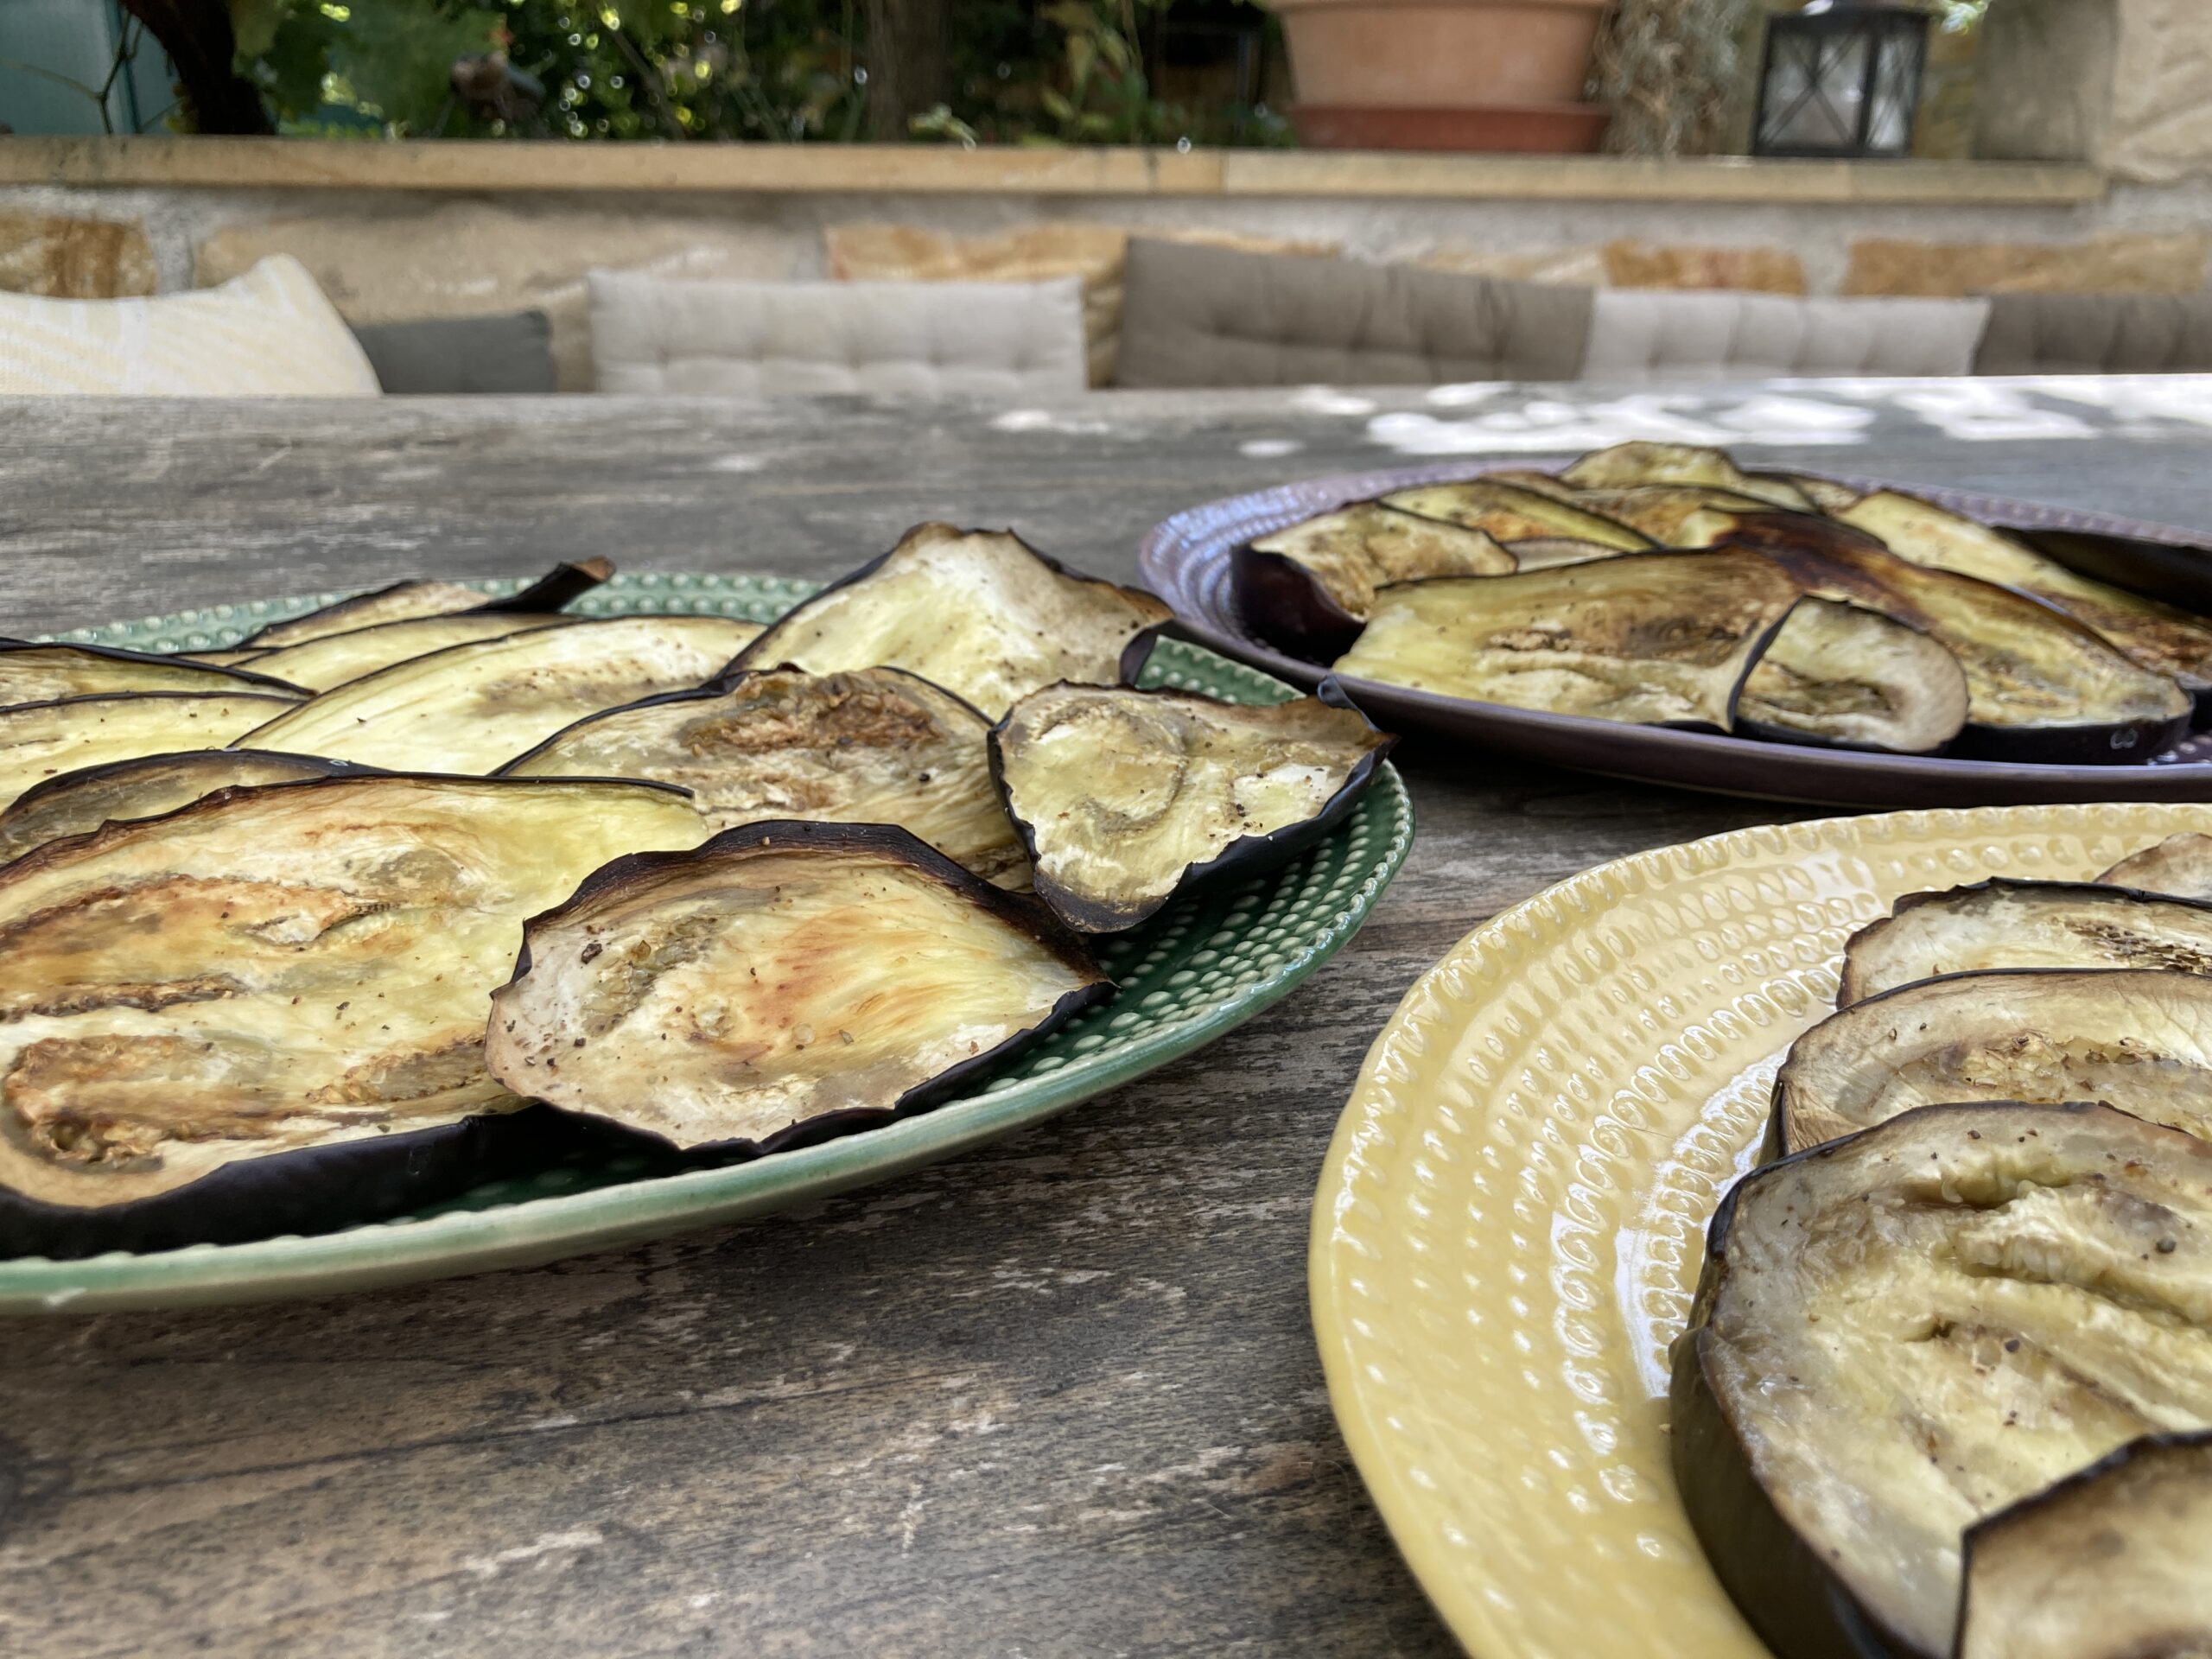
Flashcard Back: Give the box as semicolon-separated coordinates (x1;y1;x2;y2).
2;380;2208;1658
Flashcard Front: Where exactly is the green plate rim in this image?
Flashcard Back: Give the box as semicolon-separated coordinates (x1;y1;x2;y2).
1;573;1414;1313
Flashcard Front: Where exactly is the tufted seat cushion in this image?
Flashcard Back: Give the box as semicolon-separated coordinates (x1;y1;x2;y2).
587;272;1088;398
0;255;379;396
1973;292;2212;375
1112;237;1592;388
1579;289;1991;382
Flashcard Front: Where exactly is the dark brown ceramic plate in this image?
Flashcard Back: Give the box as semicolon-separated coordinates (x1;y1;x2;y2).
1140;463;2212;807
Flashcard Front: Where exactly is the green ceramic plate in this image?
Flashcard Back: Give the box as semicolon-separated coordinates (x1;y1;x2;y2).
1;572;1412;1314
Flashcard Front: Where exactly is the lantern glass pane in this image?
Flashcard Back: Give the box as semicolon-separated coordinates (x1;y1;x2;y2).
1867;30;1922;154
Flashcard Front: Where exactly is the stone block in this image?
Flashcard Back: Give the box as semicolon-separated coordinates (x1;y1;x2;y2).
2107;0;2212;182
194;203;799;391
1842;232;2209;297
1601;239;1806;294
0;213;155;298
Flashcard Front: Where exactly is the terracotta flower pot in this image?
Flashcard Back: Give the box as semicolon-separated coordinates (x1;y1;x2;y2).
1272;0;1611;151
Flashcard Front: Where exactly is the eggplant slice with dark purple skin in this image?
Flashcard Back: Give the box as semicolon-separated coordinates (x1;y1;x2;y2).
1770;967;2212;1156
2100;832;2212;898
240;613;763;772
1233;504;1515;660
484;821;1112;1156
1558;440;1819;512
1332;549;1802;731
2002;523;2212;619
1692;511;2193;764
988;680;1393;934
734;524;1173;718
0;773;708;1257
232;557;615;650
1955;1431;2212;1659
0;640;306;704
499;664;1030;887
1735;597;1969;754
1837;878;2212;1005
245;611;580;692
1671;1101;2212;1659
1840;491;2212;718
1381;479;1655;552
0;749;385;868
0;692;301;810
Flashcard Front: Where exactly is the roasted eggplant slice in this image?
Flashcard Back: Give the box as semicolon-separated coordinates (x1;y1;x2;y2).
0;774;706;1256
1332;550;1802;731
1840;878;2212;1003
988;680;1393;933
245;612;577;691
1564;486;1784;546
1771;967;2212;1155
0;693;299;810
1672;1102;2212;1659
500;664;1029;887
1737;597;1968;753
1771;472;1863;515
734;525;1171;719
2100;832;2212;898
1502;537;1630;571
182;649;274;668
1381;479;1654;551
1695;512;2193;763
483;821;1111;1154
235;558;613;649
1841;491;2212;713
1558;441;1818;512
2004;524;2212;619
1233;505;1515;659
0;640;304;705
1955;1431;2212;1659
0;749;382;868
238;614;762;772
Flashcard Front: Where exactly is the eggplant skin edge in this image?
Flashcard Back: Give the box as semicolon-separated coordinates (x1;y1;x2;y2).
736;525;1173;691
986;677;1397;935
0;637;310;699
0;1103;563;1260
1665;1103;2139;1659
492;818;1116;1159
1229;542;1363;662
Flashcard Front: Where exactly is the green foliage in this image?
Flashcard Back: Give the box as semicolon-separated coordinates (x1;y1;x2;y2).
198;0;1282;144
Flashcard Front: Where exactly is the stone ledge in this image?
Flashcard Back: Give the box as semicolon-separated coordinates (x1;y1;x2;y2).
0;136;2107;204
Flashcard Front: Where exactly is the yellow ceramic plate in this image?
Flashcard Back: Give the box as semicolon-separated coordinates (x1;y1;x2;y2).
1310;800;2212;1659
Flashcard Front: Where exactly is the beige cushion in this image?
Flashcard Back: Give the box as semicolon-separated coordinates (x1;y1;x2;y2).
1113;238;1593;389
0;256;379;396
1973;293;2212;375
588;272;1089;398
1580;290;1992;382
823;222;1343;386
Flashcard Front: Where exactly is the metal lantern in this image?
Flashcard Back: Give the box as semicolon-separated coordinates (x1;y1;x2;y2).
1752;2;1933;159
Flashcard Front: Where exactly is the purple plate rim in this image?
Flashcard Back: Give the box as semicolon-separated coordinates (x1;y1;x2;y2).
1138;461;2212;807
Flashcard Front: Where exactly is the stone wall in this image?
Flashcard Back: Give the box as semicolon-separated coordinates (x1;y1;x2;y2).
3;168;2204;388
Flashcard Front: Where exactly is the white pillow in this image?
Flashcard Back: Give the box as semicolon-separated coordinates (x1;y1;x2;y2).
0;255;380;396
588;272;1089;398
1580;290;1993;382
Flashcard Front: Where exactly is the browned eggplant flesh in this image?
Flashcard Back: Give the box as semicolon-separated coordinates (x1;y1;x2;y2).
989;680;1393;932
484;821;1112;1154
2100;832;2212;899
1772;967;2212;1155
0;749;383;868
1736;597;1969;754
734;524;1172;717
1381;479;1654;551
501;664;1030;887
1332;550;1802;730
1672;1102;2212;1659
240;613;764;772
1838;878;2212;1004
0;693;301;810
0;640;305;704
1234;505;1513;658
1955;1431;2212;1659
0;774;706;1255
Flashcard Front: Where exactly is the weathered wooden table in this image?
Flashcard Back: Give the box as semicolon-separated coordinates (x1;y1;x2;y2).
3;379;2209;1658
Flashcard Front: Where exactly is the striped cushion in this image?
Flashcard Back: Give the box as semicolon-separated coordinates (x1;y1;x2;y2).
0;256;380;396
